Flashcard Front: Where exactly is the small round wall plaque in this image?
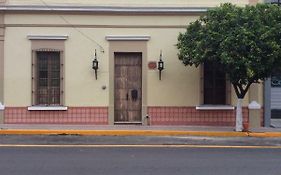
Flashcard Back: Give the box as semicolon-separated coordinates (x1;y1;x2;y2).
148;61;157;70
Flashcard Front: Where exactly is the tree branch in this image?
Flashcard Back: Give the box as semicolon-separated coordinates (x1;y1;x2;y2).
232;83;243;98
232;81;253;99
241;82;252;98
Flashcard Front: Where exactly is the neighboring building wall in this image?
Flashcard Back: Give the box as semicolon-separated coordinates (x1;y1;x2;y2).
0;9;4;123
271;79;281;119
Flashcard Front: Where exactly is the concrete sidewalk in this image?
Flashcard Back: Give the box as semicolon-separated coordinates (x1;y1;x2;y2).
1;124;281;137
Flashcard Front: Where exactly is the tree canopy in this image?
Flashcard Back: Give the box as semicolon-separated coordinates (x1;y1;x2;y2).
177;3;281;99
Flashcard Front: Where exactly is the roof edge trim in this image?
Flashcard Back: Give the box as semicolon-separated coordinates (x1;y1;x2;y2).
0;5;208;13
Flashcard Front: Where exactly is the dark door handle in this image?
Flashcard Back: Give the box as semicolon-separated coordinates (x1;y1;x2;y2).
126;93;129;101
131;89;138;101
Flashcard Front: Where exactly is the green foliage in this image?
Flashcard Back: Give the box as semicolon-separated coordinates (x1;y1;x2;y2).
177;3;281;98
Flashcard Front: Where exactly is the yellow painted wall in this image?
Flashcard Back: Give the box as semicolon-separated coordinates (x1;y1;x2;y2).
3;5;264;107
4;27;110;106
6;0;250;7
4;14;199;27
4;13;201;107
146;30;200;106
4;28;31;106
4;26;200;106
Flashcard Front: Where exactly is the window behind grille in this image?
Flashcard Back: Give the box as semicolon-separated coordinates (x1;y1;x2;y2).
203;61;226;105
34;51;61;105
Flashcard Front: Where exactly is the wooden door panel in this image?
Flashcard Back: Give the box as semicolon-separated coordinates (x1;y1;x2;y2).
115;78;127;89
115;66;127;77
127;98;142;110
114;52;142;123
115;110;128;121
114;89;127;100
128;78;141;87
115;100;128;110
128;66;141;77
128;111;141;122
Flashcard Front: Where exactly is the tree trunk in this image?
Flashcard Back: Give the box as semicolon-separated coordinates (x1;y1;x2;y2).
232;82;252;132
235;98;243;132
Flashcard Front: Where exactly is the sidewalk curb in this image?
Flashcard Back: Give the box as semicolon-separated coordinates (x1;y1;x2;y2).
248;132;281;137
1;129;281;137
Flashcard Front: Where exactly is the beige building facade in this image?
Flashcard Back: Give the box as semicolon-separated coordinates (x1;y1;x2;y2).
0;0;264;126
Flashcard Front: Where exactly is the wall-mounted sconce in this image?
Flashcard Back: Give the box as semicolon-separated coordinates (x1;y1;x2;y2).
158;50;164;80
92;49;99;80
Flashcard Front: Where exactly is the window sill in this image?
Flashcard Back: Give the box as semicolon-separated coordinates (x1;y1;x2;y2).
28;106;68;111
196;105;235;110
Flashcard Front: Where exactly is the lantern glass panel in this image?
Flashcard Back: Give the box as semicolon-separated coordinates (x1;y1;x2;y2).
93;59;98;70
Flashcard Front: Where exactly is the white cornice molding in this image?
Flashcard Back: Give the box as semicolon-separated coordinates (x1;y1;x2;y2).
106;35;150;41
0;5;208;14
27;34;69;40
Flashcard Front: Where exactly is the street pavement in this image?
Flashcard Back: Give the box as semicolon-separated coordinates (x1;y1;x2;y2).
1;124;281;147
0;146;280;175
1;135;281;146
1;124;281;175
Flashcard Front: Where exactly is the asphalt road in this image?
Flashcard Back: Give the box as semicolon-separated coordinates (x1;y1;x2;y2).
0;146;281;175
1;135;281;175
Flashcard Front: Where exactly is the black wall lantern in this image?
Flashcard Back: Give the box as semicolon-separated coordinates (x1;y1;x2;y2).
158;50;164;80
92;49;99;80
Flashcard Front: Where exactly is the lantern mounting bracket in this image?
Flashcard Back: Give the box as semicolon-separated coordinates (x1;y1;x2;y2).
92;49;99;80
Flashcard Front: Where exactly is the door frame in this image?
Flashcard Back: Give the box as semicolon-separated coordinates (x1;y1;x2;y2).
108;40;148;125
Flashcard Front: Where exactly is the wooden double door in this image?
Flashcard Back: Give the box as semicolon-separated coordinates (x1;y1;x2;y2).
114;52;142;123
